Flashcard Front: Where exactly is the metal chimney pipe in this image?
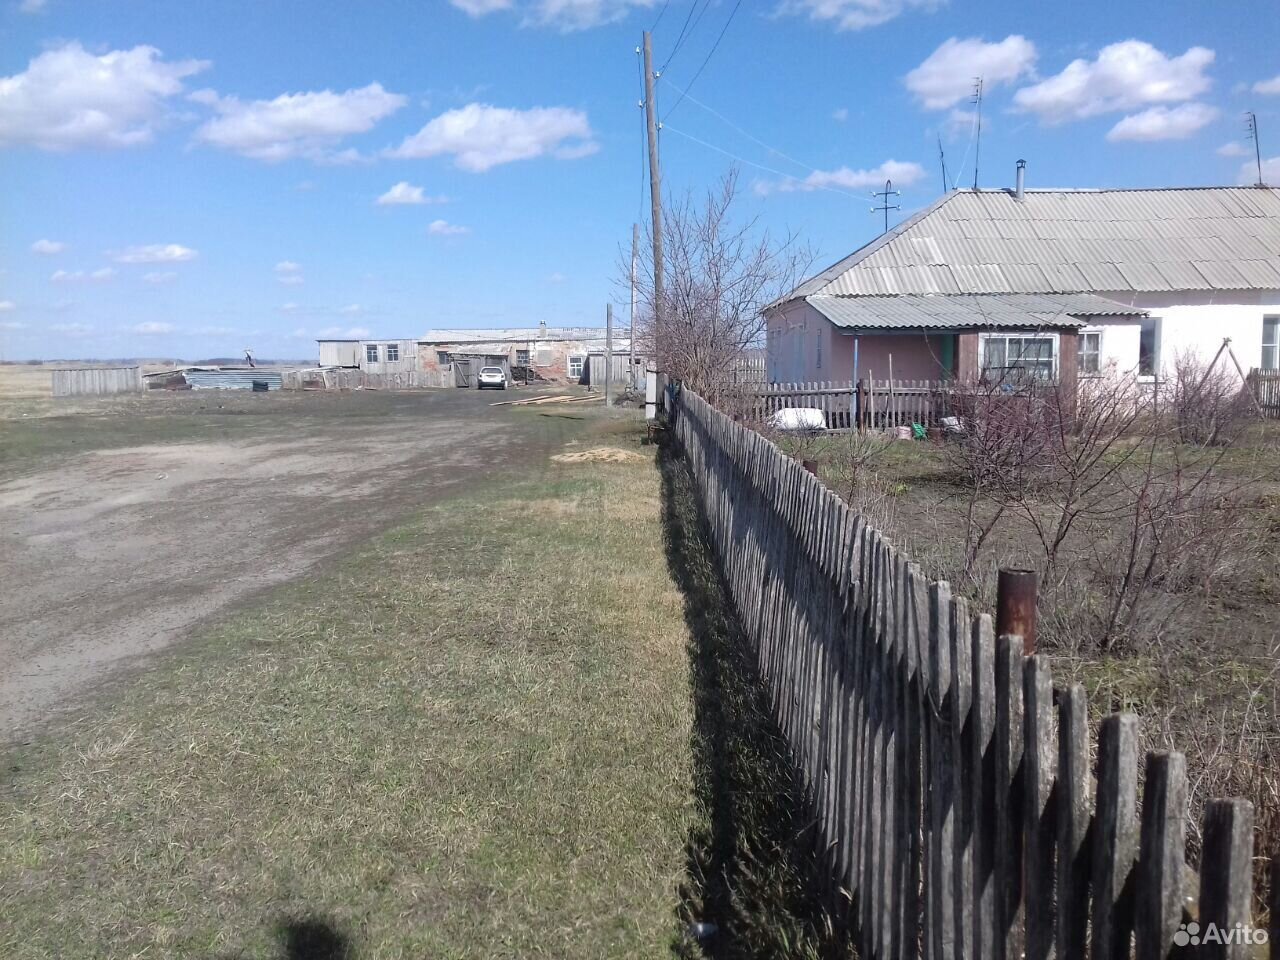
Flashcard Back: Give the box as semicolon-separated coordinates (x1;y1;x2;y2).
1015;159;1026;201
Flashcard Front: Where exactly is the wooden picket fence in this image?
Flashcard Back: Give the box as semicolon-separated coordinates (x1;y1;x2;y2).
666;382;1275;960
741;379;953;431
1249;369;1280;419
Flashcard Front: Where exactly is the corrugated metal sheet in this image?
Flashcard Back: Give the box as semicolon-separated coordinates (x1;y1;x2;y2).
184;370;284;390
781;187;1280;303
806;293;1145;331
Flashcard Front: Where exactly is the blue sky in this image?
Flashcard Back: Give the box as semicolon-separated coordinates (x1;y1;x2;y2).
0;0;1277;361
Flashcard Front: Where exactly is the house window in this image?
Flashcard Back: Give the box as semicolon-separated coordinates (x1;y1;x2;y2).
568;355;585;379
516;348;530;366
386;343;399;362
1263;316;1279;371
436;350;451;365
981;333;1057;382
1138;321;1158;377
365;344;379;363
1079;331;1101;376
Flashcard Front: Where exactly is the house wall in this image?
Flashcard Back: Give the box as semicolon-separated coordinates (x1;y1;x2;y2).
1093;290;1280;380
766;302;958;383
318;341;361;367
359;340;419;375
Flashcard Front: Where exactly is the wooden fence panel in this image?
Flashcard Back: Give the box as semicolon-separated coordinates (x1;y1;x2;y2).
663;383;1261;960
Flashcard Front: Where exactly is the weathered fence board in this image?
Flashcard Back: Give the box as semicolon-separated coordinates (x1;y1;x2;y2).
664;382;1266;960
1248;369;1280;418
51;365;143;397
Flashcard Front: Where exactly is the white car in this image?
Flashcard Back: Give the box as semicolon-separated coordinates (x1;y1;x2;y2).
477;366;507;390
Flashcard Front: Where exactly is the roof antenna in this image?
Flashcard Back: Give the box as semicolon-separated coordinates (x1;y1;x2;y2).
937;133;950;194
870;179;901;234
972;76;984;191
1246;111;1264;186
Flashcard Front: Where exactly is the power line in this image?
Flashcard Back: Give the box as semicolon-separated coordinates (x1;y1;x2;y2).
649;0;670;31
663;0;743;120
660;77;817;176
660;123;862;199
660;0;711;73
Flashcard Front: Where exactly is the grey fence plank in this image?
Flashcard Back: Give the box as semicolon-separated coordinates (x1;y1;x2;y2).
1091;714;1140;960
1023;656;1057;960
970;615;997;960
994;634;1025;960
1198;799;1255;960
1055;684;1090;960
1135;752;1188;960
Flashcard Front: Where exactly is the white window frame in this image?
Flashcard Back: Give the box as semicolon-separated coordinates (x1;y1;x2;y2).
978;331;1059;382
365;344;380;364
515;348;530;367
1263;316;1279;372
385;343;399;363
567;355;585;379
436;350;451;365
1078;329;1102;377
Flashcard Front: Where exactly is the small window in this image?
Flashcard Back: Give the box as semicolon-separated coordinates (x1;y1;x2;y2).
436;350;451;365
981;333;1056;382
1138;323;1157;377
1263;316;1279;372
567;355;585;379
366;344;379;363
1079;331;1101;375
386;343;399;362
516;348;530;367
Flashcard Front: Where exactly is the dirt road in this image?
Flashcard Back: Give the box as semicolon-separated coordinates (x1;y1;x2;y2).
0;389;573;737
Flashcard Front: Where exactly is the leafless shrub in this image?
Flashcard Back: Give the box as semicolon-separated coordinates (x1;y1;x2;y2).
625;169;813;405
1169;350;1255;447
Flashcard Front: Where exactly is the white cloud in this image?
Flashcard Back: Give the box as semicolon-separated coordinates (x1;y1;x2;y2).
51;267;115;283
0;320;24;330
1013;41;1214;123
338;304;364;315
389;103;596;172
778;0;943;31
832;107;849;122
317;324;370;338
275;260;302;273
19;0;48;12
449;0;655;31
1217;141;1249;157
192;83;406;162
427;218;470;236
548;272;566;283
31;238;66;255
133;321;174;335
944;108;982;139
275;261;304;285
376;181;447;205
1254;75;1280;95
0;300;15;311
450;0;513;14
279;303;300;313
143;271;177;284
50;322;92;335
759;159;927;194
278;275;304;286
0;42;208;150
1240;156;1280;185
906;36;1036;110
1107;102;1218;142
112;243;197;263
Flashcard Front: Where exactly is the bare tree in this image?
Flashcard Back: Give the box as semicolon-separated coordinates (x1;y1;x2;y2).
626;169;813;401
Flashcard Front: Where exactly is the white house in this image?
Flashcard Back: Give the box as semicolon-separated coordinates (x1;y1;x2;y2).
767;173;1280;388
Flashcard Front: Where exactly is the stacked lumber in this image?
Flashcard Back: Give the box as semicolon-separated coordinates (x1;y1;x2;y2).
490;394;603;407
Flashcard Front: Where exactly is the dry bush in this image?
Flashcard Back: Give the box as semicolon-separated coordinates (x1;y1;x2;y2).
1169;349;1255;447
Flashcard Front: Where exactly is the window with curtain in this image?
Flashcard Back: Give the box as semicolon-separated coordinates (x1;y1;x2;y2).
981;333;1057;381
1078;331;1101;375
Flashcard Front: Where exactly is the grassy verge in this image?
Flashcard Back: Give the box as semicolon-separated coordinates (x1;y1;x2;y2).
0;428;696;958
661;445;852;960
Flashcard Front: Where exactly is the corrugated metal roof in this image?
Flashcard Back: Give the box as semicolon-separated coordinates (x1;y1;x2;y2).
184;370;284;390
782;187;1280;303
806;293;1146;331
420;327;610;342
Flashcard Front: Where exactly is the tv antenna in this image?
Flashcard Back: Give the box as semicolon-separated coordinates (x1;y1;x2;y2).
1246;111;1264;186
972;76;984;190
937;134;950;193
871;179;901;234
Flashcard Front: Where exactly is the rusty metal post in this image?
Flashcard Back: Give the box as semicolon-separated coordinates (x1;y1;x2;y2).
802;459;819;476
996;567;1038;654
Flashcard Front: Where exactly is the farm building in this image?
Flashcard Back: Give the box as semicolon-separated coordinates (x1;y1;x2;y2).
767;169;1280;388
316;338;420;375
418;327;633;386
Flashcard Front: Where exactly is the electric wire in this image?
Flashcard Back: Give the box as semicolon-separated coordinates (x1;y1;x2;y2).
660;0;711;73
662;0;742;120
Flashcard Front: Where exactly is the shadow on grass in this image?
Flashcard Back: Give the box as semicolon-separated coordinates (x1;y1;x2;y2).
276;917;351;960
659;443;853;959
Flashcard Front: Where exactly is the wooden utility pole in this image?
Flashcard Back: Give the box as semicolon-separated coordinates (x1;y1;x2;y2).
605;302;614;407
642;32;664;367
629;221;638;390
